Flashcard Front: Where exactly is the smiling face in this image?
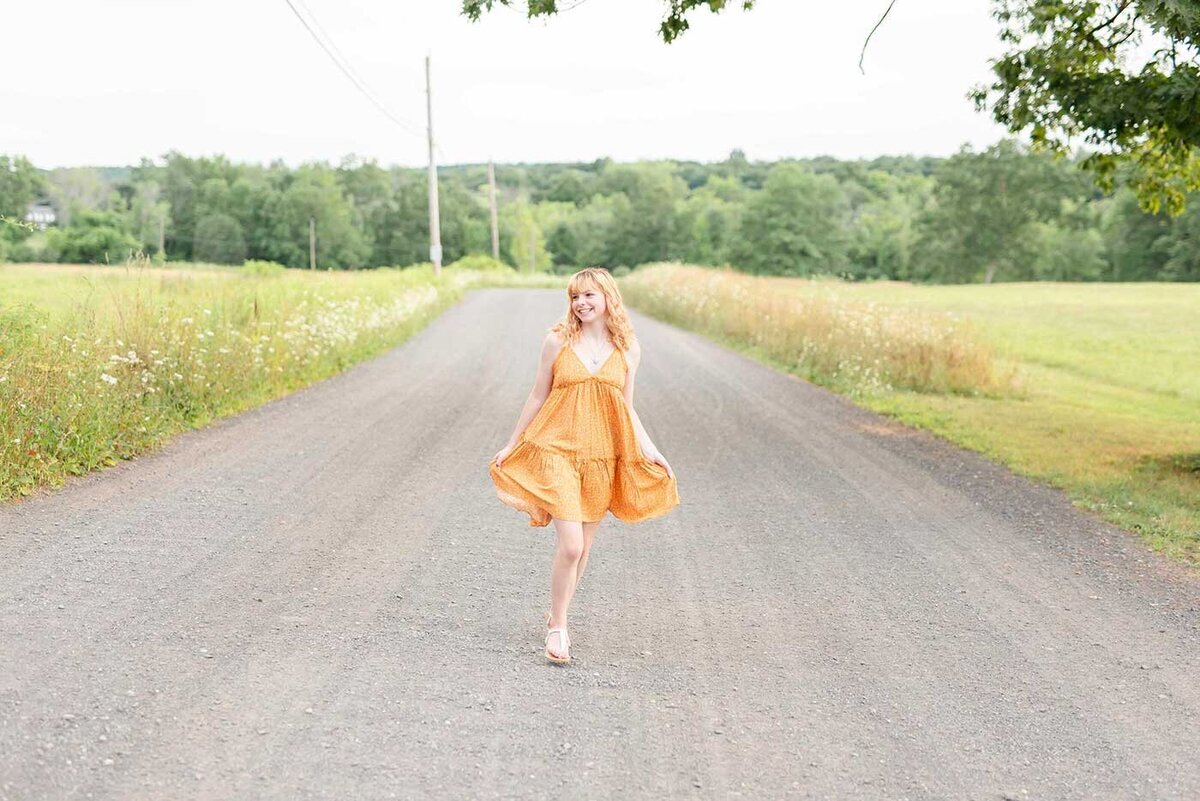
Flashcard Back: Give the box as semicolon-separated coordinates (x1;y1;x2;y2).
570;283;608;324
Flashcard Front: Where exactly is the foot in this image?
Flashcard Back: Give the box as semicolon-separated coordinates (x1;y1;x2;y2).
545;627;570;663
546;611;573;640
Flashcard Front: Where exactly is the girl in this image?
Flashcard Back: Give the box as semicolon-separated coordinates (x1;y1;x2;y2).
488;267;680;664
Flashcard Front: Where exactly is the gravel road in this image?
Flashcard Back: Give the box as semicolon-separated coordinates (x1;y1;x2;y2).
1;287;1197;800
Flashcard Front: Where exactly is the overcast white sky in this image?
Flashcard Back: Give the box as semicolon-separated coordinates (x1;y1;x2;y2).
2;0;1014;170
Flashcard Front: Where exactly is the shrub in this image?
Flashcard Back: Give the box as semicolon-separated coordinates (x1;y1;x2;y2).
43;211;141;264
242;259;287;277
194;214;247;265
446;253;511;272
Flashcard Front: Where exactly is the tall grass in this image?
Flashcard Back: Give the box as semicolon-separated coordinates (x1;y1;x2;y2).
622;264;1199;565
620;263;1011;396
0;259;554;500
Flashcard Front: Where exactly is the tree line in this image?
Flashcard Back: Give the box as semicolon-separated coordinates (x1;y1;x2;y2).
1;141;1197;282
466;1;1200;217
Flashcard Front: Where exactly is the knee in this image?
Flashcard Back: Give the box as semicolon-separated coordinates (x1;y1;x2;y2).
557;539;584;563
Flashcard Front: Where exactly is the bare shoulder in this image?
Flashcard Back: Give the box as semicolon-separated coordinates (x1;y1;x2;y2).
542;328;567;359
625;336;642;365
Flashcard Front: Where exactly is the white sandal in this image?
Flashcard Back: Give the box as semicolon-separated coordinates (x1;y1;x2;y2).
545;627;571;664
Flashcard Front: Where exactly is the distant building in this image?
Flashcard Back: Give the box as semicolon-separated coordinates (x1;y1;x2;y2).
24;201;57;230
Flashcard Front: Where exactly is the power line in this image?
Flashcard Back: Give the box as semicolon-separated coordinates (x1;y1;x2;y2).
859;0;899;75
282;0;425;140
293;0;394;114
283;0;453;163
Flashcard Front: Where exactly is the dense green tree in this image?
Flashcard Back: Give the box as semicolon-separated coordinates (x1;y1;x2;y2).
1162;202;1200;280
597;163;687;267
258;166;368;269
127;180;170;256
359;171;490;267
973;0;1200;215
544;193;625;268
138;152;242;261
1106;184;1200;282
0;155;44;237
547;222;579;268
226;171;280;264
675;175;746;265
847;172;931;280
44;210;140;264
335;155;394;263
505;200;551;272
913;139;1079;283
732;163;851;276
45;167;110;227
1029;222;1107;281
1102;189;1174;280
194;213;247;264
539;169;597;205
10;146;1198;281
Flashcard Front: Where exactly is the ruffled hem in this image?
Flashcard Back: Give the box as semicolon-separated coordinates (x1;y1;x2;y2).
489;439;584;527
609;454;680;524
489;438;678;528
493;486;554;528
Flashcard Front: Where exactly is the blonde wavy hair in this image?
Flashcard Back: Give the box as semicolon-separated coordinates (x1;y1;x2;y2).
549;267;636;352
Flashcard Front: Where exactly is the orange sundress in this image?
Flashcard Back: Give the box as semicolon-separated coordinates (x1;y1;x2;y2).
488;341;680;527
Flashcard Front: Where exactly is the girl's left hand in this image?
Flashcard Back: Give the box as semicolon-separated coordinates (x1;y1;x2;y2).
648;451;673;479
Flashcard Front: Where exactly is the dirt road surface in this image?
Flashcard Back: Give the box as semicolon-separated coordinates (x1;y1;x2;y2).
2;288;1197;800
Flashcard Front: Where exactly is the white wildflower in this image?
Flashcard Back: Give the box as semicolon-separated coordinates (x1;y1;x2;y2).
101;373;118;385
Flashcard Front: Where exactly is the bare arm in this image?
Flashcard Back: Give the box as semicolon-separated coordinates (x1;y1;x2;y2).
502;331;561;448
620;338;661;459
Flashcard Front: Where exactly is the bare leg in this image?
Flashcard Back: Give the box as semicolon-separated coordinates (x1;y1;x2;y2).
548;518;584;660
570;519;602;605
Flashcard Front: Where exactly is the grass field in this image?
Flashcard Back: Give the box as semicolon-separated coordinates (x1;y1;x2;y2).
0;260;560;501
620;264;1200;566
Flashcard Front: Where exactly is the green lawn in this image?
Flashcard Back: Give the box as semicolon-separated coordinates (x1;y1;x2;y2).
828;282;1199;562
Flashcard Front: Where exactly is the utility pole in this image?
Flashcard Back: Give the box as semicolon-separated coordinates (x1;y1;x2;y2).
426;54;442;275
157;212;165;259
488;160;499;261
309;217;316;270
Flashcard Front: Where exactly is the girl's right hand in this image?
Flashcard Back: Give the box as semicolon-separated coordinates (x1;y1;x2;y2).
492;442;516;468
